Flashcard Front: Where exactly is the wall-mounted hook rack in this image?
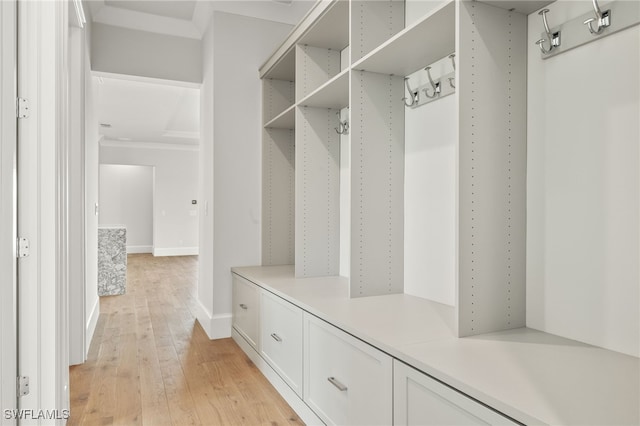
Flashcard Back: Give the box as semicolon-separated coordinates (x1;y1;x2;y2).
537;0;638;59
403;53;456;109
335;111;349;135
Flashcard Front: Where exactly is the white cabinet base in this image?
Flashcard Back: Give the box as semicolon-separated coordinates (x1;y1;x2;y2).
231;328;323;426
393;360;517;426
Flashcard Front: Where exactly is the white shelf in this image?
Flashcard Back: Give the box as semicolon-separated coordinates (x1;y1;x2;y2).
479;0;553;14
297;69;349;110
352;1;455;76
264;104;295;129
299;0;349;51
264;48;295;82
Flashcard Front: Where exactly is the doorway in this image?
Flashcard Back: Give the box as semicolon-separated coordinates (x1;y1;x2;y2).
99;164;155;254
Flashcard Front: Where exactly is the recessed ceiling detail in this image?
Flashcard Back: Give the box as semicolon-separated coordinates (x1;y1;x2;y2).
88;0;316;40
104;0;196;20
96;75;200;146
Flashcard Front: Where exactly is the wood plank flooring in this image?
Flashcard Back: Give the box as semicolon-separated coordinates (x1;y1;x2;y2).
69;254;303;426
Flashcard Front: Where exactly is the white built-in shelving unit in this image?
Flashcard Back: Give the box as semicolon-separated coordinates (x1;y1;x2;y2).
261;0;533;338
247;1;639;424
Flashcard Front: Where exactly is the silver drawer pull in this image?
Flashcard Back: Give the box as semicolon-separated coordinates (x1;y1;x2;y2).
270;333;282;342
239;303;248;310
327;377;348;392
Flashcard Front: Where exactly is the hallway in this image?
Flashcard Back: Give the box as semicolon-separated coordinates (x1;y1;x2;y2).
69;254;302;425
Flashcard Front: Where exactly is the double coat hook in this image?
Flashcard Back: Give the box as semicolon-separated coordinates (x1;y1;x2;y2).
448;54;456;89
535;9;561;54
584;0;611;34
335;111;349;135
402;78;419;107
423;66;440;99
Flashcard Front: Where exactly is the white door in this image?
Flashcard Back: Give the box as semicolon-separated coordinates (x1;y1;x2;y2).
0;1;18;424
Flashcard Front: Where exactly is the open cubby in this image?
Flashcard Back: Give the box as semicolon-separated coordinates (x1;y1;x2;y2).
263;79;295;126
262;128;295;266
295;106;341;278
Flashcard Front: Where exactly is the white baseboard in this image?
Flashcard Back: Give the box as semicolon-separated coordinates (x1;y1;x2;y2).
195;299;214;338
85;299;99;357
153;247;199;256
211;313;232;339
195;302;232;340
127;245;152;254
232;329;323;426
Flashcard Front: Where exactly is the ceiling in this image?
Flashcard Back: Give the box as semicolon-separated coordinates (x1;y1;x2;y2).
87;0;316;40
96;76;200;145
104;0;197;20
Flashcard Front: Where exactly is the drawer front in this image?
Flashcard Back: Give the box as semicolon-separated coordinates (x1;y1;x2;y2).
232;274;260;349
261;290;303;397
394;361;518;425
304;313;392;425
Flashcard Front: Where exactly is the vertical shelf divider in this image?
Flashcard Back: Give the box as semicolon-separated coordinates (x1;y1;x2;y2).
349;71;405;297
456;0;527;336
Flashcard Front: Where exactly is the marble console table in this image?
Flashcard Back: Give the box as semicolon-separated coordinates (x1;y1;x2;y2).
98;225;127;296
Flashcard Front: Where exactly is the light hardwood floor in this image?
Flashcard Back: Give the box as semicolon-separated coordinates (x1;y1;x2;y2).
69;254;303;425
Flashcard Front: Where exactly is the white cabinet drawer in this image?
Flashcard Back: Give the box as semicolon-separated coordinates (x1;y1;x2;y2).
232;274;260;349
304;313;392;425
394;361;518;425
260;290;303;397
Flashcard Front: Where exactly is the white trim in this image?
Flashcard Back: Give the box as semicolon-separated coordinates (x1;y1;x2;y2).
194;305;233;340
71;0;86;29
210;314;233;339
232;329;323;426
195;300;213;338
100;138;200;152
92;70;201;89
85;298;99;357
153;246;199;257
127;245;152;254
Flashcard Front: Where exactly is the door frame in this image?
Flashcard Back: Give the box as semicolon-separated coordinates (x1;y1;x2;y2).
17;0;70;420
0;0;18;423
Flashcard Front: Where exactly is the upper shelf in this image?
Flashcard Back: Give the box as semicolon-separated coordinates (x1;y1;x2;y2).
299;0;349;51
260;0;347;79
352;1;455;76
479;0;553;15
298;69;349;110
264;48;295;82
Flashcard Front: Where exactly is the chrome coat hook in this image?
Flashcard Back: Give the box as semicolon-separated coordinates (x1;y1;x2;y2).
423;66;440;99
402;78;419;107
334;111;349;135
535;9;561;54
583;0;611;35
448;54;456;89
